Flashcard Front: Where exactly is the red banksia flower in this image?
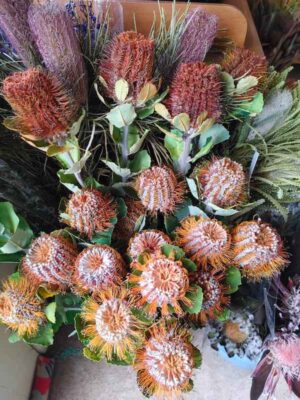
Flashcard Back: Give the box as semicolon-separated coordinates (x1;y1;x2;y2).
128;230;171;261
113;199;145;245
196;157;247;208
22;234;78;290
73;245;126;295
99;31;154;103
64;189;117;239
0;276;46;337
81;286;145;361
2;68;78;141
134;166;186;215
165;62;222;127
232;220;288;281
135;321;201;399
175;216;232;269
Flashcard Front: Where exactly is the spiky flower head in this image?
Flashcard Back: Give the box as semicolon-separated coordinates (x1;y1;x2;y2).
64;189;117;239
128;230;171;261
196;157;247;208
165;62;222;127
0;276;46;337
99;31;154;104
135;321;201;399
2;68;79;141
113;199;145;245
73;245;126;295
28;2;88;105
81;286;145;361
134;166;185;215
232;219;288;281
129;253;192;317
22;234;78;290
175;216;232;269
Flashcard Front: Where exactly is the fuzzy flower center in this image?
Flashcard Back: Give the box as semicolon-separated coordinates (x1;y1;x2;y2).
187;220;228;255
129;230;170;259
269;336;300;379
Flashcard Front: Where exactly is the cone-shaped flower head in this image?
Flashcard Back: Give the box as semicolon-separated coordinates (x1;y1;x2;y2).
81;286;145;361
64;189;117;239
113;199;145;245
128;230;171;261
196;157;247;208
175;216;232;269
73;245;126;295
129;253;191;316
22;234;78;289
2;68;79;141
28;2;88;105
165;62;222;127
232;220;288;280
135;321;201;399
99;31;154;104
0;276;46;337
134;166;185;215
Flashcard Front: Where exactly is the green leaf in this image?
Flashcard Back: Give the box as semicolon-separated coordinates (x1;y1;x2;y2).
221;72;235;95
8;332;21;343
67;109;86;137
57;170;80;193
116;197;127;218
172;113;190;132
198;124;230;148
154;103;171;120
188;206;207;217
192;346;202;368
83;347;102;362
137;82;157;106
101;159;131;179
225;267;242;294
91;225;115;245
206;202;238;217
215;308;231;321
0;252;23;262
45;302;56;323
106;104;137;128
0;215;33;255
186;178;199;199
182;258;197;272
183;379;194;393
114;79;129;102
107;352;134;366
236;76;258;95
191;137;214;163
64;151;91;175
183;286;203;314
161;244;185;260
136;107;154;119
131;307;153;324
134;215;146;232
234;92;264;118
164;214;178;235
129;150;151;173
24;323;54;346
75;314;88;345
164;129;184;161
0;202;19;234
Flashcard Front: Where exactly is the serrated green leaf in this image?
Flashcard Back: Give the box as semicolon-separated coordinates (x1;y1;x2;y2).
225;267;242;294
131;307;152;324
215;308;231;321
24;323;54;346
161;244;185;260
183;286;203;314
182;258;197;272
129;150;151;173
106;104;137;128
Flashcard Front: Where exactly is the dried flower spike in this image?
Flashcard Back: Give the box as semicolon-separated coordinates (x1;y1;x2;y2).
128;230;171;260
73;245;126;295
196;157;247;208
135;321;201;399
175;216;232;269
165;62;222;127
22;234;78;289
232;220;288;281
99;31;154;104
113;199;145;245
2;68;79;141
0;276;46;337
64;189;117;239
134;166;185;215
81;286;144;361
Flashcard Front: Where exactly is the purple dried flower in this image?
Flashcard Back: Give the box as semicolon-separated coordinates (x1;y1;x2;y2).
177;8;218;64
28;2;88;106
0;0;39;67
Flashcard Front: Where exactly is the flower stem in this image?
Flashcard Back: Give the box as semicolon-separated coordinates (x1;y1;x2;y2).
64;151;85;188
121;125;129;166
178;134;192;176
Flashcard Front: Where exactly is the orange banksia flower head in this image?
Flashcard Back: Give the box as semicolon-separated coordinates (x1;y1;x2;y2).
128;230;171;261
113;199;145;245
81;286;145;361
129;253;191;317
134;166;186;215
64;189;117;239
232;220;288;281
135;321;201;399
175;216;232;269
2;68;78;141
196;157;247;208
0;276;46;337
165;62;222;127
99;31;154;103
22;234;78;290
73;245;126;295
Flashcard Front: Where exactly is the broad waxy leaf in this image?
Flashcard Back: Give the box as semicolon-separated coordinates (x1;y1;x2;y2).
225;267;242;294
137;82;157;106
129;150;151;173
183;286;203;314
236;76;258;95
164;129;184;161
115;79;129;102
172;113;190;132
107;104;137;128
154;103;171;120
45;302;57;324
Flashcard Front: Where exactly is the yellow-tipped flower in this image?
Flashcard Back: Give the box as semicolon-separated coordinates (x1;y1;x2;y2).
81;286;145;361
128;230;171;261
0;276;46;337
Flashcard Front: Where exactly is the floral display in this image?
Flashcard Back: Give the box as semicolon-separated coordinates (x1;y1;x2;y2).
0;1;299;399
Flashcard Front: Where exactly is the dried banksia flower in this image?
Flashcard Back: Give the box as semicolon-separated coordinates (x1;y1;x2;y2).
113;199;145;245
99;31;154;103
177;9;219;64
81;286;144;361
22;234;78;289
232;220;288;281
190;267;230;326
28;3;88;105
165;62;222;127
0;276;46;337
0;0;39;67
135;321;201;399
134;166;185;215
73;245;126;295
196;157;247;208
277;277;300;333
128;230;171;261
175;216;232;269
2;68;78;141
129;253;191;316
64;189;117;239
